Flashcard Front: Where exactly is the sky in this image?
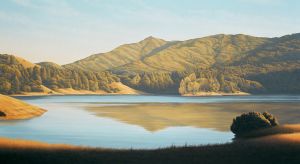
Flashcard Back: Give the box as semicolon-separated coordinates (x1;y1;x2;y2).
0;0;299;64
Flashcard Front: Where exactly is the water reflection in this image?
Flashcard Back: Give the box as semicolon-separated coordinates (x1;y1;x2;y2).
87;103;300;132
0;95;299;148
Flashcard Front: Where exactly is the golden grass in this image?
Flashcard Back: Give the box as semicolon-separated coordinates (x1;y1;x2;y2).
55;88;107;95
14;56;37;68
109;82;144;94
272;133;300;143
240;125;300;144
13;82;144;96
0;137;77;150
0;94;46;120
0;125;300;164
257;133;300;144
113;34;269;73
56;82;143;95
65;37;167;72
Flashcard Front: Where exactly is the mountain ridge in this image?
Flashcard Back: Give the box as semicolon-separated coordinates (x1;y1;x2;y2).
1;33;300;95
65;33;275;73
68;33;298;94
64;36;168;72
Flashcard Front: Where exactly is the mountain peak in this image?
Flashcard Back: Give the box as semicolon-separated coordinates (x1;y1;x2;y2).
140;36;165;43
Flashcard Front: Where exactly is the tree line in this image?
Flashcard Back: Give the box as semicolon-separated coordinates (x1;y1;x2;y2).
1;54;299;95
0;55;120;94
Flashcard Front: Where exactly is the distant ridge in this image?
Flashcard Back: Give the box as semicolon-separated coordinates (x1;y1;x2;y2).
64;34;271;73
64;36;167;72
63;33;300;94
1;33;300;95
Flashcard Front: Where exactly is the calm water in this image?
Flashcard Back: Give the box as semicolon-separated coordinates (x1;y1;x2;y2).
0;95;300;149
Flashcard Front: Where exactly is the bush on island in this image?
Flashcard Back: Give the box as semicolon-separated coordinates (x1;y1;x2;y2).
230;112;279;136
0;111;6;117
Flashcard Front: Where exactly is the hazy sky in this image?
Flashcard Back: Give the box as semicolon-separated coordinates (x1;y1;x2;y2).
0;0;299;64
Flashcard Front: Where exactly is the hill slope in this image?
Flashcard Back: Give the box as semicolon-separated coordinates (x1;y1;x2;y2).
0;94;46;120
66;34;270;73
64;36;168;72
65;33;300;94
0;54;138;95
115;34;269;73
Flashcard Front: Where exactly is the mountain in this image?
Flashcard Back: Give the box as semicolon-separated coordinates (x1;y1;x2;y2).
0;94;46;120
66;33;300;94
1;33;300;95
114;34;269;73
64;36;168;72
66;34;269;73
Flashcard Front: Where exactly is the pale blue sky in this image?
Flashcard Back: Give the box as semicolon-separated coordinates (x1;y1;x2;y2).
0;0;299;64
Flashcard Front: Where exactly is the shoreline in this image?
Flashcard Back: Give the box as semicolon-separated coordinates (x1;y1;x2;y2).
11;82;146;97
11;92;145;97
0;94;46;120
0;124;299;148
10;91;251;97
182;91;250;96
0;124;299;164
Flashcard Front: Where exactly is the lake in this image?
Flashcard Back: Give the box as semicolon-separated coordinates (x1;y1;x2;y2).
0;95;300;149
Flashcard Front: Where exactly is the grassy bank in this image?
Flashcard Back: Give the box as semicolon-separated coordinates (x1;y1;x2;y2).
0;94;46;120
1;125;300;164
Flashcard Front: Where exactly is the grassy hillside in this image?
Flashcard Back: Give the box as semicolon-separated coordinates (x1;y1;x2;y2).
64;36;167;72
117;34;269;73
65;33;300;94
0;94;45;120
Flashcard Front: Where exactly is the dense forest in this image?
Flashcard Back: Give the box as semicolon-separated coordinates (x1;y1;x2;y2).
117;63;300;95
119;72;186;94
0;55;120;94
178;69;263;95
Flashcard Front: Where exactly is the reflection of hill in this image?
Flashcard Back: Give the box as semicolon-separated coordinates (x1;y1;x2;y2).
86;103;300;132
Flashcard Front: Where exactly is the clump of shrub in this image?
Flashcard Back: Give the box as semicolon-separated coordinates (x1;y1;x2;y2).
0;111;6;117
230;112;279;136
